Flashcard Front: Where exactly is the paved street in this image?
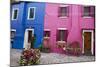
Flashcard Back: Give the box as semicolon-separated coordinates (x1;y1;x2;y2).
10;49;95;66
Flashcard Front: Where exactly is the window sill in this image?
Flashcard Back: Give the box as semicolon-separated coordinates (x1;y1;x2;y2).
11;19;17;20
83;16;93;18
59;16;68;18
57;41;66;43
27;18;35;20
44;37;50;39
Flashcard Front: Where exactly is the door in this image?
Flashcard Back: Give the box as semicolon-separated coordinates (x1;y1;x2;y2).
24;29;34;49
11;30;16;48
84;32;92;55
28;30;33;48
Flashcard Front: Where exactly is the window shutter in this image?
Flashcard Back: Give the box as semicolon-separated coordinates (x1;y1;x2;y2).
90;6;95;17
58;7;61;17
82;7;84;17
64;30;68;42
67;6;69;17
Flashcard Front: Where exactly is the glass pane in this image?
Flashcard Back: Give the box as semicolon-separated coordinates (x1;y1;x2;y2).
59;7;67;17
13;9;18;19
29;8;34;18
11;31;15;39
84;6;91;16
60;30;65;41
44;31;50;37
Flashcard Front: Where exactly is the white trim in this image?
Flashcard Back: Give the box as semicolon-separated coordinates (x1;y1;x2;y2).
11;29;16;32
12;8;19;20
82;30;94;55
58;28;67;30
59;16;68;18
60;5;69;7
57;41;66;43
44;29;50;31
27;7;36;20
23;29;34;49
83;16;92;18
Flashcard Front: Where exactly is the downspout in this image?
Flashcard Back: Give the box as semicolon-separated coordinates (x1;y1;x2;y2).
67;5;82;48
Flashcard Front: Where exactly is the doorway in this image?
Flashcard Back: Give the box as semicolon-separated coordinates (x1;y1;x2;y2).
83;30;94;55
24;29;34;49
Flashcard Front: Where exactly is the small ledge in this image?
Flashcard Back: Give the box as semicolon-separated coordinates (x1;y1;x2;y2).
59;16;68;19
83;16;93;18
44;37;50;39
57;41;66;43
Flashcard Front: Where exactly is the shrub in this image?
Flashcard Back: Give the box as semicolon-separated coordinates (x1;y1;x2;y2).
66;41;82;56
19;48;41;66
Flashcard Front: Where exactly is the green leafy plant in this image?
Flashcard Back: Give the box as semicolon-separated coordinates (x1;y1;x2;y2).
39;44;50;53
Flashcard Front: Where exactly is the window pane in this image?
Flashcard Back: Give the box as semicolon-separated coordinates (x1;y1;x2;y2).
44;31;50;37
56;30;67;41
29;8;34;18
90;6;95;17
58;7;68;17
83;6;91;16
60;30;65;41
13;9;18;19
61;7;67;16
11;31;16;39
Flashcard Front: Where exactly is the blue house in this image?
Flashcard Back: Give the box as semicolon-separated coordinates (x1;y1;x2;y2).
11;2;45;49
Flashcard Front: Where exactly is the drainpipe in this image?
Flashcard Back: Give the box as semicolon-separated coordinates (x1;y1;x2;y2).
67;5;82;48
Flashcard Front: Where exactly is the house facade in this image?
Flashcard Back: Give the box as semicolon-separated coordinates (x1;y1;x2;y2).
44;3;95;55
11;2;45;49
11;1;95;55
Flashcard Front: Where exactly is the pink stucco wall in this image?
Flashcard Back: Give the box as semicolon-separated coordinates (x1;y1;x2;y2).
44;3;95;54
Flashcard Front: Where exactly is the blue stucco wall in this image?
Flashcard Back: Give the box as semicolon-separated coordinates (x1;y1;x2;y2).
11;2;45;49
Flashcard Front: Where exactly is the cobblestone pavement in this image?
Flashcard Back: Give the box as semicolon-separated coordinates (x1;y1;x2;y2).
10;49;95;66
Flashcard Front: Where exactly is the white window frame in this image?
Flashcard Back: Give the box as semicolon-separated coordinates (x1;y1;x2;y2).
27;7;36;20
12;8;19;20
82;30;94;55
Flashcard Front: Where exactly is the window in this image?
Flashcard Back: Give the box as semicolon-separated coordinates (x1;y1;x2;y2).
28;7;36;19
83;6;95;17
58;6;69;17
44;31;50;37
11;30;16;43
12;8;18;20
11;31;16;39
56;30;68;41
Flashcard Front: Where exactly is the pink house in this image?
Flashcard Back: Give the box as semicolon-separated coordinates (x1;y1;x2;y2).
43;3;95;55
